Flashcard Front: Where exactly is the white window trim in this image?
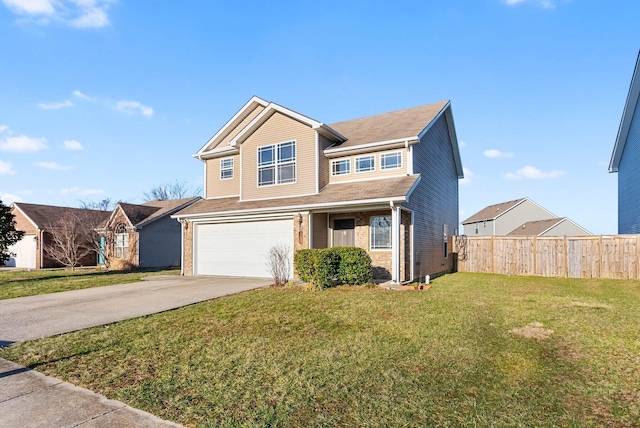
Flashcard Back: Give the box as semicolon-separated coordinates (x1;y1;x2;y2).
331;158;351;176
355;155;375;173
257;140;297;187
381;151;402;170
370;215;392;251
220;157;234;180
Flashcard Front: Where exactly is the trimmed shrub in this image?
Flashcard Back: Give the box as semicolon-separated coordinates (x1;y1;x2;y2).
294;247;372;289
333;246;373;285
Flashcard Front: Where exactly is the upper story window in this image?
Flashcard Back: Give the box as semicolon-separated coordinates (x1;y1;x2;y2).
331;159;351;176
370;216;392;250
258;141;296;187
355;155;375;173
381;152;402;170
220;157;234;180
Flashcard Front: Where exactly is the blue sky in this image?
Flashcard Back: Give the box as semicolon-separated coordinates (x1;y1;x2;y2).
0;0;637;234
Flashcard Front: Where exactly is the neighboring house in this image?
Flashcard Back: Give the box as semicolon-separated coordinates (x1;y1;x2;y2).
4;203;110;269
506;218;590;237
100;198;200;268
610;51;640;234
462;198;556;236
173;96;463;283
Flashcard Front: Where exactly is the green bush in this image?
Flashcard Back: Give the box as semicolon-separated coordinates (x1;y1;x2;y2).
333;246;373;285
294;247;372;289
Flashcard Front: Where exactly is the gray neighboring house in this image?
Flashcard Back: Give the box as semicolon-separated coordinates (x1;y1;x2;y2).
462;198;555;236
610;51;640;234
101;197;200;268
506;217;590;237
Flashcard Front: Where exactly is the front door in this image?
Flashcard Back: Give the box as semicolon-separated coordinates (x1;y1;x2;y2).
333;219;355;247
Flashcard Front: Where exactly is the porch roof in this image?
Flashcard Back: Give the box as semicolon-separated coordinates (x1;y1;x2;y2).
174;175;419;219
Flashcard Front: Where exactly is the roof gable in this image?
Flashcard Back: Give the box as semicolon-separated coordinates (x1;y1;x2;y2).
462;198;527;224
111;197;201;228
610;51;640;173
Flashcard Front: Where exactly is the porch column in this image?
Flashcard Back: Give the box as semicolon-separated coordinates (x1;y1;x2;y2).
391;205;401;283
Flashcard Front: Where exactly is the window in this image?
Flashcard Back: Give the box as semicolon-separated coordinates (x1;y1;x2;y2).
331;159;351;176
381;152;402;170
258;141;296;186
443;225;449;259
370;216;392;250
355;155;375;173
220;157;234;180
114;223;129;259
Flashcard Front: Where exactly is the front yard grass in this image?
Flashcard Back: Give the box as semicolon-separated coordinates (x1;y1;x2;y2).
0;268;180;300
2;272;639;427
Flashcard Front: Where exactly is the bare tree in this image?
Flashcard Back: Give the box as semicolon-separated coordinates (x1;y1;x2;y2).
77;198;115;211
143;180;202;201
265;244;291;286
44;209;110;270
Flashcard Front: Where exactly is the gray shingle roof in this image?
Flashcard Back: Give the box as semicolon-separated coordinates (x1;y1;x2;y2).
462;198;527;224
175;176;419;217
119;197;200;227
506;218;565;236
13;203;111;228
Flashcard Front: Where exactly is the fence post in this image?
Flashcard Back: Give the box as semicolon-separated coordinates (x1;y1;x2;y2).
563;235;568;278
490;235;495;274
533;236;537;276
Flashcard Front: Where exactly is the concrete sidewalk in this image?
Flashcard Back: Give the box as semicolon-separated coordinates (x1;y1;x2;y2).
0;358;182;427
0;275;271;427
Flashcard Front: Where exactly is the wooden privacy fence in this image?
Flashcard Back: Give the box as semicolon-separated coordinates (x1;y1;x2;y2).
455;235;640;280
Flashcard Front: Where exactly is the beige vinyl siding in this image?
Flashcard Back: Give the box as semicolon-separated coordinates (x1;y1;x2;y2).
241;112;317;200
312;212;328;248
540;220;590;237
328;148;409;184
204;105;266;152
205;155;240;198
318;134;333;191
494;201;554;235
405;112;458;279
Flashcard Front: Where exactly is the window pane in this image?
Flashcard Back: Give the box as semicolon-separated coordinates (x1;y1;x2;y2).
381;152;401;169
258;146;275;166
356;156;375;172
279;142;295;163
278;164;295;183
221;169;233;179
332;159;350;175
370;216;391;249
259;166;275;186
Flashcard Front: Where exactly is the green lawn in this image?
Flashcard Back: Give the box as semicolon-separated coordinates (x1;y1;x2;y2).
0;268;180;300
2;272;639;427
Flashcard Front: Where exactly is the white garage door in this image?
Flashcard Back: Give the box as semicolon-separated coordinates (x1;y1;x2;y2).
5;234;37;268
195;219;293;278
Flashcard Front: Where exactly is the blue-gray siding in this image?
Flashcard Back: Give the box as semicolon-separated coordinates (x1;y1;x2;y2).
619;97;640;234
138;215;182;268
405;112;459;279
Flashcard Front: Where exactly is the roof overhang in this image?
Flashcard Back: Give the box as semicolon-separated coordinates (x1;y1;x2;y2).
610;51;640;173
324;138;419;158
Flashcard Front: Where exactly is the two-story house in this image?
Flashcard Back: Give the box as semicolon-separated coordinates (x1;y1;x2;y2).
173;96;463;283
610;51;640;234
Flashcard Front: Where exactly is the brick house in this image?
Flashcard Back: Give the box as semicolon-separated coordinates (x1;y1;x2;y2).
173;96;463;283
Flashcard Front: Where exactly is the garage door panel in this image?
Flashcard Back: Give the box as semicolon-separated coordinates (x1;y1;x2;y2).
195;219;293;278
6;234;37;268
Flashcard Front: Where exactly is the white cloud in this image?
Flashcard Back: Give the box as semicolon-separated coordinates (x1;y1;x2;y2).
0;191;22;204
484;149;515;159
38;99;73;110
0;134;48;152
79;188;104;195
0;125;8;133
504;165;566;180
458;140;468;148
62;139;83;150
116;100;154;117
0;159;15;174
35;161;72;170
73;90;92;100
1;0;114;28
460;167;474;185
501;0;557;9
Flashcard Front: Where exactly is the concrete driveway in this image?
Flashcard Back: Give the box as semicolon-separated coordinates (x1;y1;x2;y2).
0;275;271;346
